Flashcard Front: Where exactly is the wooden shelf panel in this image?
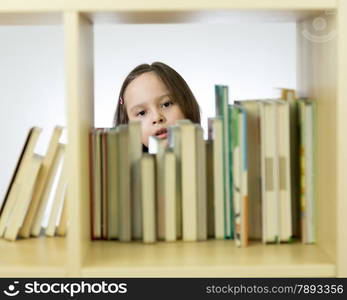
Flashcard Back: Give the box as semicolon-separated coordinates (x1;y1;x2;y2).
0;0;337;12
0;237;67;277
0;13;62;25
88;10;329;24
82;240;335;277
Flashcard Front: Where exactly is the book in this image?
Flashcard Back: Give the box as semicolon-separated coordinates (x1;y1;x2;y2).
107;128;118;240
91;128;102;240
45;159;68;237
178;119;198;241
275;99;293;242
164;151;176;242
215;85;232;239
19;126;63;238
237;100;262;241
168;125;182;239
141;154;156;243
208;117;224;239
0;126;42;237
299;99;316;244
56;191;68;236
117;124;131;242
101;129;108;240
239;106;249;247
230;104;248;247
205;139;215;238
4;154;43;241
129;121;142;240
149;135;166;240
259;101;280;243
196;125;207;241
31;143;65;237
282;89;301;239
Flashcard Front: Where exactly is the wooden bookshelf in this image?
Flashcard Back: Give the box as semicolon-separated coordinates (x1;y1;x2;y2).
0;237;67;277
0;0;346;278
82;241;335;278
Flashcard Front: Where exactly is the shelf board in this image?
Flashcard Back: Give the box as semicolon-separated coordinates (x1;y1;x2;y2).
0;1;337;25
0;237;67;277
88;10;331;24
0;13;62;25
0;0;337;12
82;240;335;277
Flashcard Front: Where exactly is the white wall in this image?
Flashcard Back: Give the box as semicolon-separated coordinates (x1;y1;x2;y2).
0;25;65;205
0;22;296;206
94;23;297;132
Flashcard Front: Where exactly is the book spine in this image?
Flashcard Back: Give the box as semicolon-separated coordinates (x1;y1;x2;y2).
89;129;96;240
215;85;231;239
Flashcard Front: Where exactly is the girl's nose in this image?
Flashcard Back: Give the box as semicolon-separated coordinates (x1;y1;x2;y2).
152;111;166;125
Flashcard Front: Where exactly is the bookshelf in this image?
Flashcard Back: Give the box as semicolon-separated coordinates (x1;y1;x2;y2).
0;0;346;278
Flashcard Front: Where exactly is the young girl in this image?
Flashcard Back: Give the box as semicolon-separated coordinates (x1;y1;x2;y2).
113;62;201;151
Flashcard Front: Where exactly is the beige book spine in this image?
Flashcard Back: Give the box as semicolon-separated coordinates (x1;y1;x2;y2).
211;118;224;239
56;191;68;236
0;127;42;237
196;126;207;241
31;143;65;236
141;155;156;244
164;152;176;242
180;121;198;241
129;121;142;240
4;154;43;241
46;160;68;237
19;126;63;238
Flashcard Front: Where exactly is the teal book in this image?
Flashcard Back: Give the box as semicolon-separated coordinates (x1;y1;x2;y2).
215;85;233;239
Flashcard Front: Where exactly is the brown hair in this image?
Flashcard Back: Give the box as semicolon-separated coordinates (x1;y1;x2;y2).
113;62;201;126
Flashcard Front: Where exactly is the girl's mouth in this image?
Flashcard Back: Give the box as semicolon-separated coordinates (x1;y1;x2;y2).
155;128;168;139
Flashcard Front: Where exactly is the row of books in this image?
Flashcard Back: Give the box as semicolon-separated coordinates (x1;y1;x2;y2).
216;87;316;247
89;87;316;246
89;120;209;242
0;126;68;241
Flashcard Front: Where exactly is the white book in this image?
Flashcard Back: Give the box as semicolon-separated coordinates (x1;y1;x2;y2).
117;125;131;242
260;101;280;243
56;191;68;237
178;120;198;241
231;106;246;247
168;125;182;239
275;100;292;242
0;127;42;237
92;129;102;239
141;154;156;243
208;117;224;239
31;143;65;237
196;125;207;241
19;126;63;238
164;151;176;242
45;160;68;237
149;135;166;240
129;121;142;240
4;154;43;241
107;128;118;239
305;103;316;243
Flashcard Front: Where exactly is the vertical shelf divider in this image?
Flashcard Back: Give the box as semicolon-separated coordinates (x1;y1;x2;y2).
337;0;347;278
64;11;94;277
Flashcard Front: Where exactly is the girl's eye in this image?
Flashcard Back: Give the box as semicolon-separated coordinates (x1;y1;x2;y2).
136;110;146;117
162;100;174;108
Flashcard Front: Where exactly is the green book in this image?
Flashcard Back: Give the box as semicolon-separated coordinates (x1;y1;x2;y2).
215;85;233;239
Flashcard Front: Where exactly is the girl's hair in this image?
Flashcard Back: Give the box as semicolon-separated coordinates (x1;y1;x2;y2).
113;62;201;126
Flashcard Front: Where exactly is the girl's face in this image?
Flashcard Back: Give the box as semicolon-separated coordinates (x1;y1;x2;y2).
124;71;185;147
